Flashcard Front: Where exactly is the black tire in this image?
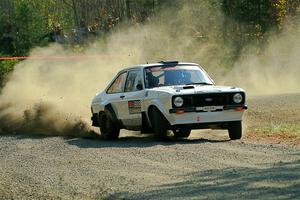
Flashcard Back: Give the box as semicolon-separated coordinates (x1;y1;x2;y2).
228;121;242;140
149;107;169;141
173;129;191;138
99;113;120;140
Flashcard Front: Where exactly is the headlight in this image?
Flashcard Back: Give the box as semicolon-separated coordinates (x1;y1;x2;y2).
174;97;184;107
233;93;243;104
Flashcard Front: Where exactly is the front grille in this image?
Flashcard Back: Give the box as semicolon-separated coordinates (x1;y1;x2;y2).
173;92;245;108
193;93;230;106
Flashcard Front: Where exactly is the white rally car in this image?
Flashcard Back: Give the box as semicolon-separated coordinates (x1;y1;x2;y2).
91;61;247;140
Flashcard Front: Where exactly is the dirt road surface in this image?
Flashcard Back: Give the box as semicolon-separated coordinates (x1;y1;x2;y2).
0;94;300;199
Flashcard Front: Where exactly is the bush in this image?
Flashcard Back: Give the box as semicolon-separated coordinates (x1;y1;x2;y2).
0;56;19;88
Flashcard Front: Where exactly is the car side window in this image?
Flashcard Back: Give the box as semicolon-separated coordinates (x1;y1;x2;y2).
125;70;143;92
107;72;127;94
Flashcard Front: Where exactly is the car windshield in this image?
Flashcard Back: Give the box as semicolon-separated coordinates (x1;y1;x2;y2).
144;65;213;88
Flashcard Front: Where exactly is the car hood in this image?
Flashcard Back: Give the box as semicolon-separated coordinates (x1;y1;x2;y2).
148;85;244;95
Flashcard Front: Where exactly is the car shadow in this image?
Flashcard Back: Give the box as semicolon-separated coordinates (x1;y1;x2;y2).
64;134;230;149
0;131;230;148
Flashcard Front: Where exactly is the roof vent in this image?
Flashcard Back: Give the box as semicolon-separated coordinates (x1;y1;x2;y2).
158;60;179;65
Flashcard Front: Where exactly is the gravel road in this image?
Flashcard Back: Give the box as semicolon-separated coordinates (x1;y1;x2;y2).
0;94;300;199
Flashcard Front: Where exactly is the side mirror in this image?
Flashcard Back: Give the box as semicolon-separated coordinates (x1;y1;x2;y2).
136;83;143;91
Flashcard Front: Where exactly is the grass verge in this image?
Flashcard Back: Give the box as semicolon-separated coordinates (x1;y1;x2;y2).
246;122;300;146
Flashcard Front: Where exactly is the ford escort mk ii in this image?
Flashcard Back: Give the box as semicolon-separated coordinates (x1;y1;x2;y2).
91;61;247;140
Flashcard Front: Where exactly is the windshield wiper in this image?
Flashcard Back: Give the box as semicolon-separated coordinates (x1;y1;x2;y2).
185;82;213;85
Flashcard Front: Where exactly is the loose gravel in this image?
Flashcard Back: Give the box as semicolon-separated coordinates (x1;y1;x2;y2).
0;94;300;199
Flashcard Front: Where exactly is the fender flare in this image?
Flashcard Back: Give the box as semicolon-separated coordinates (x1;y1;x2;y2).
147;104;171;129
147;98;172;126
146;99;169;120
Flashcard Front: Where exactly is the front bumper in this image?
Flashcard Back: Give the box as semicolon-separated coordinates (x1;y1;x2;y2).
166;105;247;125
169;105;248;113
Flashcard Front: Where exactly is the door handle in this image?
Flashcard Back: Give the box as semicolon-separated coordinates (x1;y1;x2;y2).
120;95;125;99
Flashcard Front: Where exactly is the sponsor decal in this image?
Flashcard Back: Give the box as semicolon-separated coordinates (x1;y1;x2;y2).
146;67;178;72
164;67;177;70
128;100;141;114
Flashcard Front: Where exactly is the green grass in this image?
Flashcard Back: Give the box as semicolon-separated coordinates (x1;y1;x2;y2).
254;123;300;137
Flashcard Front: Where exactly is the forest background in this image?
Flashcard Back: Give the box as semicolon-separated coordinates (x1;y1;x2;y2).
0;0;299;87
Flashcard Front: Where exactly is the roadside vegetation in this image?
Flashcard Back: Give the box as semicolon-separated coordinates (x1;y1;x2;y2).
251;123;300;144
256;123;300;136
245;94;300;146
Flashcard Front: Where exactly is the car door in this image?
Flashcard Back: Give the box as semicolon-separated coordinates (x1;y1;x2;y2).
106;71;128;119
118;69;145;129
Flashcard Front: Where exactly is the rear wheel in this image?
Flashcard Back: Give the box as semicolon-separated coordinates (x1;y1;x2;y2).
173;129;191;138
99;113;120;140
228;121;242;140
150;107;169;141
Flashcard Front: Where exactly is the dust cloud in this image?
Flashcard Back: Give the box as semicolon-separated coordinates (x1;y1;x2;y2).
0;2;299;136
0;44;139;136
221;23;300;95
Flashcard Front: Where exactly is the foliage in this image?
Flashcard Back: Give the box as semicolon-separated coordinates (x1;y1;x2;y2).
0;0;299;85
0;56;19;87
222;0;299;54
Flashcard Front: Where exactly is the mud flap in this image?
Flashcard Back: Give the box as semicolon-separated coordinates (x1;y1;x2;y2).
91;114;99;127
141;112;153;134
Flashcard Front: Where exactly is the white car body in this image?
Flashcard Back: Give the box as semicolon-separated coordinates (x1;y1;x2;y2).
91;61;247;140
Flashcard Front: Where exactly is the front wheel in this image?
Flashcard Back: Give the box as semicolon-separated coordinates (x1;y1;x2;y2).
228;121;242;140
99;113;120;140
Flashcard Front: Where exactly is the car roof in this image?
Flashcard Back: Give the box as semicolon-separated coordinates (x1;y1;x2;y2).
121;61;200;72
